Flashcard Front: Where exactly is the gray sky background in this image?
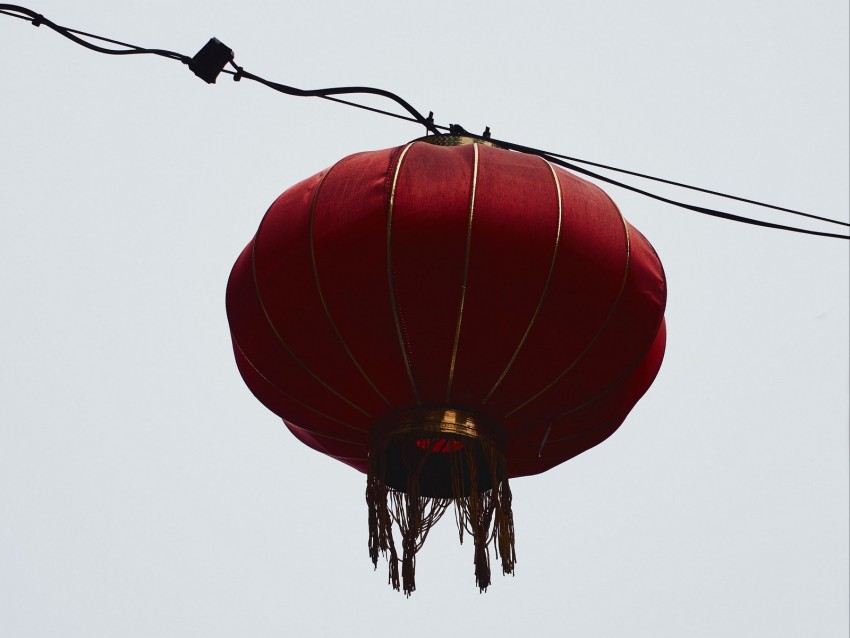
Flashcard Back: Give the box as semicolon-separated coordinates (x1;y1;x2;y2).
1;1;848;636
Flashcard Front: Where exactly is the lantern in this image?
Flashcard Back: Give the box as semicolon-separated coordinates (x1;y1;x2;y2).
226;135;667;594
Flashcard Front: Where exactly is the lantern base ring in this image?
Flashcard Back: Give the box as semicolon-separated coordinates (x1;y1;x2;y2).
366;407;516;595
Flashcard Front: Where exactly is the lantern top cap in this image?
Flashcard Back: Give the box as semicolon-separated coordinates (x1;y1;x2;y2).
413;134;504;149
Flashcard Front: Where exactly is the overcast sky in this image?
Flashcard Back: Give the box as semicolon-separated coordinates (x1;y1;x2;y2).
1;1;848;636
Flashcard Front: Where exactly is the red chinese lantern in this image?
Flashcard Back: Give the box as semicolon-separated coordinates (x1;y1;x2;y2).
226;135;667;594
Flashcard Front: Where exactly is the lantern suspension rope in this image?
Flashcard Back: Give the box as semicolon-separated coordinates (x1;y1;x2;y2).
2;4;847;241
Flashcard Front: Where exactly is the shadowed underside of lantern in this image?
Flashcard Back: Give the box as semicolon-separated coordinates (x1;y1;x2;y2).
226;135;667;594
366;407;514;594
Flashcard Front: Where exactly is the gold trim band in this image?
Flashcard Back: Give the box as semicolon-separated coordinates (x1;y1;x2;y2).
372;407;501;448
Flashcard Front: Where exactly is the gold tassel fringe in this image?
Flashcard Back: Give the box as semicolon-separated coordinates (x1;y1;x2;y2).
366;409;516;595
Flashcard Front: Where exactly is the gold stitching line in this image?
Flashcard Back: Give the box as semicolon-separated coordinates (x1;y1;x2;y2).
323;453;369;462
504;195;632;419
309;162;392;406
526;211;666;454
512;361;654;452
482;156;563;405
387;142;421;405
445;143;479;402
523;312;666;448
289;426;368;446
287;426;369;448
231;336;368;435
511;416;620;457
251;187;372;418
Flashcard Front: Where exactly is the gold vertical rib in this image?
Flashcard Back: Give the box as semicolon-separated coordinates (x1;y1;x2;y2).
536;312;666;433
310;163;392;406
511;318;662;452
445;143;479;403
537;257;665;433
482;157;563;405
387;143;421;405
504;200;632;419
232;336;368;436
251;191;372;418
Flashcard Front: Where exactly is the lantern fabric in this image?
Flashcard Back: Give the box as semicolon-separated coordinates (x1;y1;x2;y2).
226;136;667;593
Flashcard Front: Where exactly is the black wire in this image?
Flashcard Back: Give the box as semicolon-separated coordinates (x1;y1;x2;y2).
319;95;445;129
61;26;187;61
0;4;437;132
490;138;850;238
219;69;421;124
228;64;439;134
539;153;849;240
0;5;188;62
442;130;848;239
530;148;848;229
0;6;26;20
2;3;847;240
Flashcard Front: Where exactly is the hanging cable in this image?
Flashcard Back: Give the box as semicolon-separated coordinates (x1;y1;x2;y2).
0;4;188;61
507;144;848;229
224;62;440;135
1;3;847;240
538;153;849;240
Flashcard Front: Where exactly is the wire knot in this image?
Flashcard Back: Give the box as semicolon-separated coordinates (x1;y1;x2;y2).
31;13;43;27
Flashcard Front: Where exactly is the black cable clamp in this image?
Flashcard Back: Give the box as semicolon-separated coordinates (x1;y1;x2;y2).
30;12;42;26
423;111;435;133
189;37;233;84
